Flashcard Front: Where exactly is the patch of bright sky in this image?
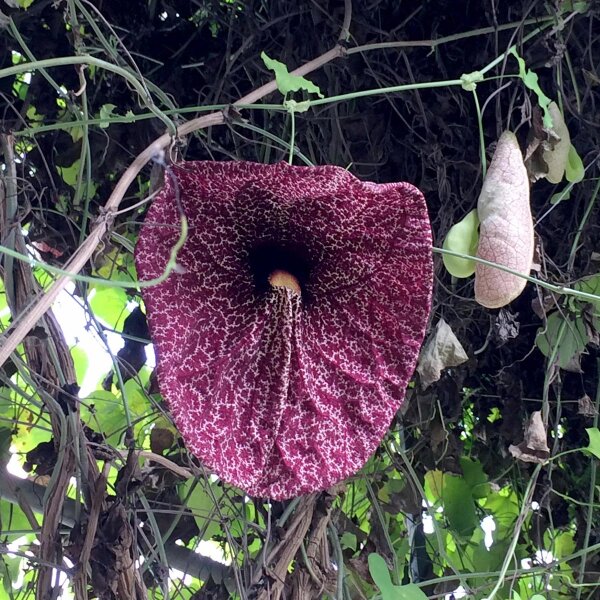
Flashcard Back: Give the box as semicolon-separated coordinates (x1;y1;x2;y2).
424;508;495;549
170;540;230;586
6;536;33;591
53;282;155;396
7;448;28;479
11;52;32;84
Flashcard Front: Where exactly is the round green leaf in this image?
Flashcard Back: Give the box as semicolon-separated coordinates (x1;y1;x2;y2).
89;286;130;330
442;209;480;278
565;144;584;183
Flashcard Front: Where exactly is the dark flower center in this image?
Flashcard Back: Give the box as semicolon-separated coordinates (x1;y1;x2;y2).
248;241;313;298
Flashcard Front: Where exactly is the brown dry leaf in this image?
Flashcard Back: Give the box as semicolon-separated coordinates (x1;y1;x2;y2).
524;105;550;181
524;102;575;185
493;309;520;346
509;411;550;463
475;131;534;309
417;318;469;389
578;394;597;417
150;427;175;455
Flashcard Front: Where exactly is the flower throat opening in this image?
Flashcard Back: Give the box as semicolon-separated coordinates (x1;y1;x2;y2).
248;242;312;298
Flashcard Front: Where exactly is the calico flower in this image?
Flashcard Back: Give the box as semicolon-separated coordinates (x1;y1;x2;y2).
135;161;432;499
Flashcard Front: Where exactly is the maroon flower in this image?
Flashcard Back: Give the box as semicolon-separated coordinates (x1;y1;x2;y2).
135;161;432;499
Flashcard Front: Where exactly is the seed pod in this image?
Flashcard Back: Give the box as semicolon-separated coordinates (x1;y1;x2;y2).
475;131;534;309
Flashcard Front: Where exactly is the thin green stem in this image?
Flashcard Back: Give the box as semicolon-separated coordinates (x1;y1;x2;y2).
435;247;600;305
576;358;600;599
564;49;582;113
8;21;69;106
0;216;187;290
364;479;399;579
486;464;542;600
287;107;296;165
567;176;600;272
328;524;345;600
310;78;463;107
231;120;313;165
345;15;557;55
14;104;285;137
479;19;557;76
472;89;487;178
392;440;468;590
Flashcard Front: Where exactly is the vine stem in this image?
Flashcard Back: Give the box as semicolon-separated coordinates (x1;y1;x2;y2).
575;357;600;599
435;247;600;305
486;463;542;600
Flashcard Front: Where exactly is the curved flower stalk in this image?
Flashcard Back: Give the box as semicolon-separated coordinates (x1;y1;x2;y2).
135;161;432;499
475;132;534;309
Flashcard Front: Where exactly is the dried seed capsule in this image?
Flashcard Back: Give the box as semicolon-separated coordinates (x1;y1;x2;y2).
475;132;534;309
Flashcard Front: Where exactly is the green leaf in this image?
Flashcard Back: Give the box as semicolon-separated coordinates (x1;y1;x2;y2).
261;52;323;98
510;49;552;127
426;470;479;537
487;406;502;423
69;125;84;143
0;553;23;595
124;378;151;418
17;0;35;8
442;209;479;278
340;532;357;551
98;103;117;129
95;249;137;283
393;585;428;600
81;390;125;443
466;528;509;573
368;554;428;600
460;457;490;499
546;529;575;559
25;105;44;128
550;187;571;205
12;424;51;455
56;159;97;198
89;285;130;329
443;474;478;537
1;502;32;537
70;346;89;388
368;553;394;596
57;162;80;187
424;469;444;504
585;427;600;460
181;480;224;539
574;274;600;315
565;144;584;183
535;312;588;369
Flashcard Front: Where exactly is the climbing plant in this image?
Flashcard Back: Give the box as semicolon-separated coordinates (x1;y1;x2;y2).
0;1;599;599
